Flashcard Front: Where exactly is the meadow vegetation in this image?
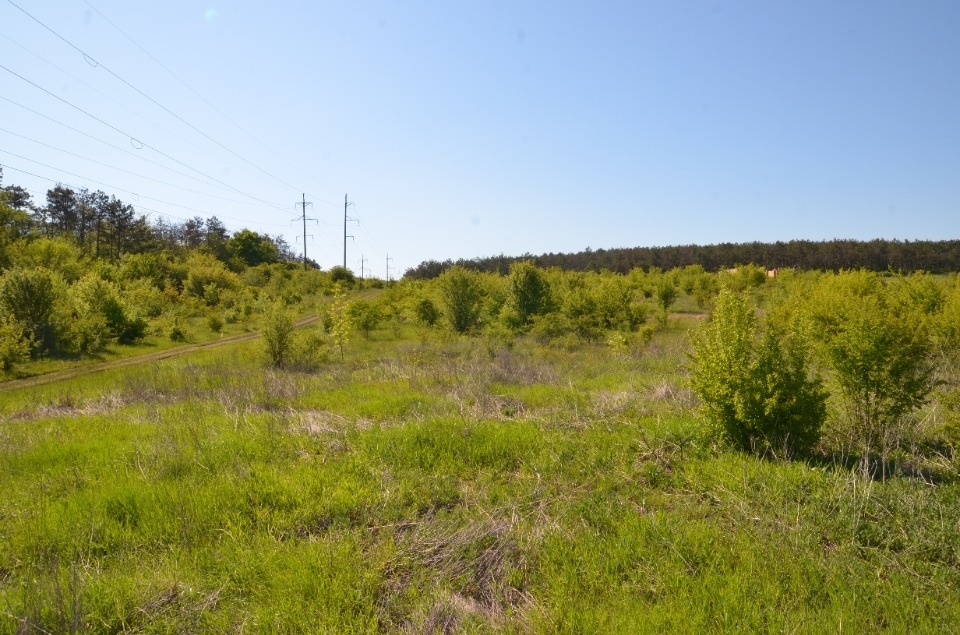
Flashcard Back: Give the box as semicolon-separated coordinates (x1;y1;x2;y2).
3;242;960;632
4;177;960;632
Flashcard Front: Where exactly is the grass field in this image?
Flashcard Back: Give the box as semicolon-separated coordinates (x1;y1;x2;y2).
2;315;959;633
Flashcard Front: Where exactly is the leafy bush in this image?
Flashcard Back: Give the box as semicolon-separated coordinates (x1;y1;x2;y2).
528;312;571;344
7;237;85;282
328;283;350;360
183;253;239;305
506;261;553;329
0;315;29;371
808;271;936;476
348;300;382;339
655;279;679;312
206;314;224;333
691;288;826;457
329;265;356;287
289;328;329;370
437;266;484;333
67;311;110;355
70;273;146;346
0;267;65;356
260;300;295;368
414;297;440;326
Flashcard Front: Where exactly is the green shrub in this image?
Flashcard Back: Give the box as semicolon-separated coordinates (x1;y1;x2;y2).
0;315;29;371
655;279;679;312
507;261;553;329
691;288;826;457
808;271;936;476
529;312;571;343
414;297;440;326
260;300;295;368
437;266;483;333
329;265;356;287
348;299;382;339
328;283;350;360
70;273;146;347
290;328;329;370
207;314;224;333
168;317;187;342
0;267;65;356
67;311;110;355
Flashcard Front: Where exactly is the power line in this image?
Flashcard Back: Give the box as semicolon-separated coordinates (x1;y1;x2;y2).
0;31;226;163
0;161;300;239
0;62;289;213
79;0;325;194
0;94;261;199
6;0;303;194
0;163;190;223
343;193;358;269
0;126;289;217
0;152;291;229
294;194;316;270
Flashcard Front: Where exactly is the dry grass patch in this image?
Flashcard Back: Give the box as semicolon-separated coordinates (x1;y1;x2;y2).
379;516;534;633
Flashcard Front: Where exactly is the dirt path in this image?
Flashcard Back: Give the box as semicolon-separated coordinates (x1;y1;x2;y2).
0;315;319;394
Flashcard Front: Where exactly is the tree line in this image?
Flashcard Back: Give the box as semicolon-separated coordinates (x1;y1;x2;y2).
0;170;330;371
404;238;960;279
0;170;298;268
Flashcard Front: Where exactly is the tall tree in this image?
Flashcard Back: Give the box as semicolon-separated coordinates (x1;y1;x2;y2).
45;185;78;236
204;216;230;261
182;217;205;249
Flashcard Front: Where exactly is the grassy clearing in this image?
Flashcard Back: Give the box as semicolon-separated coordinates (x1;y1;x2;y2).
2;320;959;633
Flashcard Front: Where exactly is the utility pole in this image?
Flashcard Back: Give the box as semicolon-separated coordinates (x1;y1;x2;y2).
294;193;315;270
359;254;368;280
386;253;393;282
343;193;357;269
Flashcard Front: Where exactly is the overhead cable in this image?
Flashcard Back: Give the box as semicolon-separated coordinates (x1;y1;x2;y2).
0;62;289;213
7;0;303;194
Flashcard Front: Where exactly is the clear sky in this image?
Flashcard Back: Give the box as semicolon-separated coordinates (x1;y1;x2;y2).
2;1;958;275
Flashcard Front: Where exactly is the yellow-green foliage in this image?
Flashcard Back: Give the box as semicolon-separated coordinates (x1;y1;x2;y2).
260;299;295;368
0;314;29;371
437;266;485;333
183;252;240;305
0;266;66;356
7;236;86;282
691;288;826;456
328;283;350;359
506;260;554;329
806;271;936;472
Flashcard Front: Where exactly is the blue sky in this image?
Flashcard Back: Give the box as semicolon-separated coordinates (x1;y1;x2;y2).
1;1;958;275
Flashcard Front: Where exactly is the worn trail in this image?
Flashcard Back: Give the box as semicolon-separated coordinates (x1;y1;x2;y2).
0;315;319;394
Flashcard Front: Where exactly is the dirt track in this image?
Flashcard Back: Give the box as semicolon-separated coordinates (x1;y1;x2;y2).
0;315;319;394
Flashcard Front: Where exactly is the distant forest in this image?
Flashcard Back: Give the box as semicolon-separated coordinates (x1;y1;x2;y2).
404;238;960;279
0;171;303;268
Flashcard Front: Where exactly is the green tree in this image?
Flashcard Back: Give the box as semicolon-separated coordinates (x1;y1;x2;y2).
655;279;679;312
691;288;826;457
437;265;484;333
329;266;356;288
0;267;64;356
809;272;936;476
506;261;552;329
229;229;279;267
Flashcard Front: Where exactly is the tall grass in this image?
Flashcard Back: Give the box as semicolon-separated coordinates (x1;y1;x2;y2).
2;320;959;632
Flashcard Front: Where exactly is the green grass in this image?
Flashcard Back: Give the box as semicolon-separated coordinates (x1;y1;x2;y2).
2;321;959;633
